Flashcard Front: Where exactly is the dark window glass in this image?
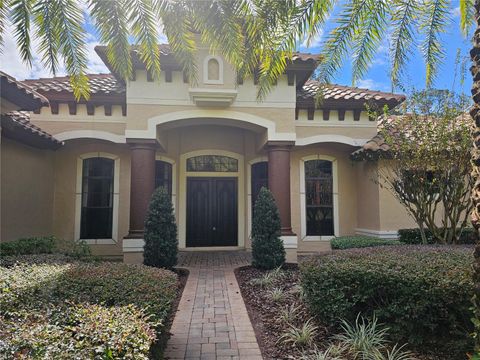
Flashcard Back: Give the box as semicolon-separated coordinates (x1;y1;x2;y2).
305;160;334;236
155;161;173;195
251;162;268;217
187;155;238;172
81;157;114;239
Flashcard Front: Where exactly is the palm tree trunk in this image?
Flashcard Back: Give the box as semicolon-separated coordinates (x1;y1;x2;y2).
471;0;480;352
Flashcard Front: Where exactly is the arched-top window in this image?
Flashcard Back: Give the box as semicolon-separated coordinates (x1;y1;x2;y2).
187;155;237;172
155;160;173;195
305;159;334;236
81;157;114;239
203;56;223;84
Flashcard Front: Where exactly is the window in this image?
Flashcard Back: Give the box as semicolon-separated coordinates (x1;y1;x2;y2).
187;155;238;172
251;162;268;216
207;58;220;81
305;160;334;236
155;160;172;195
80;157;114;239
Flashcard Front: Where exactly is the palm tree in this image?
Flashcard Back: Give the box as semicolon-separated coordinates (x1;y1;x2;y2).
2;0;480;350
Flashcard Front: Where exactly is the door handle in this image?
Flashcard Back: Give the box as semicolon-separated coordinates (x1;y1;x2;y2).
212;226;216;231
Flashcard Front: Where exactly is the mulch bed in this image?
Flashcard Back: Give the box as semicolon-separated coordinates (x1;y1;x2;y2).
235;264;328;359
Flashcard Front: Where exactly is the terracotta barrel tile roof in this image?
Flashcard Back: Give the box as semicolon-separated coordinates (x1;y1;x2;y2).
297;80;406;109
1;110;62;149
23;74;125;95
0;71;49;110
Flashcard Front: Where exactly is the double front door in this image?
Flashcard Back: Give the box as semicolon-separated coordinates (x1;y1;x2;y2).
186;177;238;247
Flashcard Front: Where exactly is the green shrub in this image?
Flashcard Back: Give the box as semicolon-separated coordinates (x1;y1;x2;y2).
300;246;474;357
0;257;178;358
331;236;402;250
144;187;178;270
398;227;476;245
251;187;285;269
0;236;56;256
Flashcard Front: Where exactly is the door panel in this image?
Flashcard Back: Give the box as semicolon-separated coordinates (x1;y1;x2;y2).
186;177;238;247
213;179;237;246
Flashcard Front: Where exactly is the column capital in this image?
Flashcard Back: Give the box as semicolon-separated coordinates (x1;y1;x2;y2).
126;138;159;150
265;140;295;150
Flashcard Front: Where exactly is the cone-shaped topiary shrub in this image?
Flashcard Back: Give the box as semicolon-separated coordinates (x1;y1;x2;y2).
143;186;178;269
251;187;285;269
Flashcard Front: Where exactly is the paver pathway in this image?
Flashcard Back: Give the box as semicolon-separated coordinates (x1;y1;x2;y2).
165;251;262;360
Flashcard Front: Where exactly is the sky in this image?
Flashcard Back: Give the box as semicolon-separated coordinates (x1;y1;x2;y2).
0;1;473;96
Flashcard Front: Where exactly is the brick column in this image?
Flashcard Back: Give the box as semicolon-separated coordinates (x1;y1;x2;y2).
127;140;157;238
267;144;295;236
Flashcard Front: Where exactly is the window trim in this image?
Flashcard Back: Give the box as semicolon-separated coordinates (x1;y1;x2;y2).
300;155;339;241
203;55;224;85
74;152;120;245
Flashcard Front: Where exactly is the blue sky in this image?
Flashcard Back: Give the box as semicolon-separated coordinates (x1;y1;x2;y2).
0;1;473;96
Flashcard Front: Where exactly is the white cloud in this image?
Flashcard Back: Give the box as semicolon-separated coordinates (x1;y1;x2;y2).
301;29;324;48
357;78;389;91
453;6;461;18
0;23;108;80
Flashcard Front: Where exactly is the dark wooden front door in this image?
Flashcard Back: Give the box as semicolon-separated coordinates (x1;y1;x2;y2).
186;177;238;247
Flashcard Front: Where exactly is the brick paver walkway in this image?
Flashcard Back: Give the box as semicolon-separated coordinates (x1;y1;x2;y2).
165;251;262;360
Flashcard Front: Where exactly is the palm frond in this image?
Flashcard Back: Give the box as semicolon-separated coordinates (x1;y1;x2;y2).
10;0;33;65
351;0;388;84
0;0;11;51
317;0;371;83
89;0;132;80
460;0;475;37
127;0;161;81
419;0;450;87
389;0;418;88
53;0;88;99
32;0;60;75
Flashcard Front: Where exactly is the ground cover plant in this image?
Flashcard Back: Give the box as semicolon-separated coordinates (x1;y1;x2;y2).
331;236;402;250
237;245;473;359
300;246;474;358
0;255;179;359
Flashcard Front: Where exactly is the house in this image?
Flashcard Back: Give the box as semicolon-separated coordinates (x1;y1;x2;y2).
0;44;414;262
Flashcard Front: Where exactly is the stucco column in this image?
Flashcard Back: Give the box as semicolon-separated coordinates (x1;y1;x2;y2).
267;143;295;236
127;140;157;238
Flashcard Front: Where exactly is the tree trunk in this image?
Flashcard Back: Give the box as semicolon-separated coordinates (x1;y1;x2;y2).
470;1;480;352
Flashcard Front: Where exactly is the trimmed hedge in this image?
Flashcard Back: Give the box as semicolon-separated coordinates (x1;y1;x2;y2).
398;227;477;244
330;236;402;250
0;236;56;256
300;246;474;357
0;257;178;358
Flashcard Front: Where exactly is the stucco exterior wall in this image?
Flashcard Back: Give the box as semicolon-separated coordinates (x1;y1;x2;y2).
355;161;381;231
1;137;54;241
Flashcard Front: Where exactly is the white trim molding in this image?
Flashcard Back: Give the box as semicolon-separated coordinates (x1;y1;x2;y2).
178;149;245;249
124;109;296;143
281;235;298;249
355;228;399;240
74;152;120;245
203;55;224;84
55;130;126;143
299;155;339;241
123;238;145;253
296;135;369;147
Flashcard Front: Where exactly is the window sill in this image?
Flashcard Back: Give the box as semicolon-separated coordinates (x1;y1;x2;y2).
79;239;116;245
302;236;334;242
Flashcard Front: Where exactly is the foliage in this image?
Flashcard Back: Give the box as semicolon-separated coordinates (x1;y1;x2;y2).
143;186;178;270
279;302;302;324
300;246;474;357
249;266;285;288
398;227;477;245
269;287;286;302
1;1;472;98
251;187;285;270
0;236;56;256
279;318;318;348
374;90;474;244
0;257;178;358
331;236;402;250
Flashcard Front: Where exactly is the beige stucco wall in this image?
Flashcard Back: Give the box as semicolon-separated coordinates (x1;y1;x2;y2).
52;139;131;257
355;161;381;231
1;137;55;241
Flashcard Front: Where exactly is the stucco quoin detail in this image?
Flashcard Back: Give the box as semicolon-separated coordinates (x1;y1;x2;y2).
124;109;297;143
